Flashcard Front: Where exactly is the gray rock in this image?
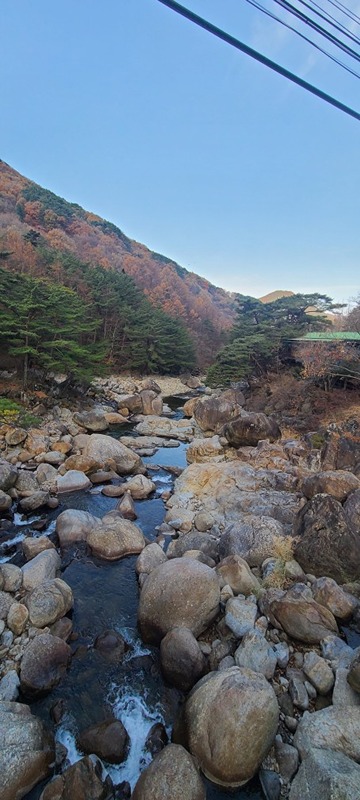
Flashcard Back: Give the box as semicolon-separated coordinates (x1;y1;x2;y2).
289;747;360;800
294;494;360;583
160;627;206;691
321;635;356;669
225;596;257;638
303;651;334;695
275;735;299;783
234;628;277;679
0;590;15;620
312;576;358;620
0;670;20;701
138;558;220;645
294;706;360;762
348;651;360;693
135;543;167;575
289;677;309;710
332;667;360;707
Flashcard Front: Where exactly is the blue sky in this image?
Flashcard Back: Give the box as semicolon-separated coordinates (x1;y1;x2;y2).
1;0;359;305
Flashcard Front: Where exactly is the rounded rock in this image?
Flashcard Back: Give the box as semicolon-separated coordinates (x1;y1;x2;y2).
138;558;220;645
185;667;279;787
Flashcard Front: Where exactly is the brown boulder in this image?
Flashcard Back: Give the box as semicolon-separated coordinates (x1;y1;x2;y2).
160;627;206;691
132;744;205;800
83;434;144;474
184;667;278;787
138;558;220;644
77;718;129;764
224;412;281;447
302;470;360;502
0;701;54;800
270;593;338;643
20;633;71;697
39;755;113;800
194;388;245;433
87;517;145;560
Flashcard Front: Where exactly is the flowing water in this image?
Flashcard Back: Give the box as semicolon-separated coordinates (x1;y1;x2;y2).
4;397;264;799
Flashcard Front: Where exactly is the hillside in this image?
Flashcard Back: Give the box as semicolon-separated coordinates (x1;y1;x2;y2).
0;160;237;366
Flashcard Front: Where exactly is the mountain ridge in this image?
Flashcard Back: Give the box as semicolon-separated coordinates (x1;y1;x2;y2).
0;159;238;365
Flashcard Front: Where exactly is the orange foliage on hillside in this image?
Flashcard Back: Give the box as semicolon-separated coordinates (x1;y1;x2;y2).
0;159;237;366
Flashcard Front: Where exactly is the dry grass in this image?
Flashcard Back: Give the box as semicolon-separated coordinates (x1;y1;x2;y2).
262;536;296;590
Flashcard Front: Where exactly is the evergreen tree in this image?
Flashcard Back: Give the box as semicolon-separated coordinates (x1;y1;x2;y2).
207;292;340;387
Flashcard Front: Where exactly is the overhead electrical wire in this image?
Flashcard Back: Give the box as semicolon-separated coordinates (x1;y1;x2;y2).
306;0;360;45
270;0;360;62
155;0;360;121
244;0;360;79
324;0;360;26
288;0;360;46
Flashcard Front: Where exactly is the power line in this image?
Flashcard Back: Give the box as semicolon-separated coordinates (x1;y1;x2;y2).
156;0;360;120
287;0;360;46
324;0;360;26
245;0;360;79
271;0;360;63
306;0;360;45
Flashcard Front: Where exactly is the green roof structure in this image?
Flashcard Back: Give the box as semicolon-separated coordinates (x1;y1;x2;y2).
293;331;360;342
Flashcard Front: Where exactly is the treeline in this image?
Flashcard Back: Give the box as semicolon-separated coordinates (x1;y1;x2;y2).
207;293;341;386
0;246;195;387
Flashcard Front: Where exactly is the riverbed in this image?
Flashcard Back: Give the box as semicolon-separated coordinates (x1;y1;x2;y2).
5;398;265;799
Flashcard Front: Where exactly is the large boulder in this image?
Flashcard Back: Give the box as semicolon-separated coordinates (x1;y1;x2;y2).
132;744;205;800
25;578;73;627
321;420;360;472
73;411;109;431
55;509;100;546
270;592;338;643
56;470;92;493
0;701;54;800
138;558;220;645
83;433;144;474
294;706;360;762
87;517;145;560
21;549;61;592
39;755;113;800
115;474;155;499
160;627;206;691
77;718;129;764
139;389;163;415
135;416;194;441
20;633;72;697
219;516;287;567
187;436;225;464
184;667;278;787
302;470;360;502
169;462;301;534
294;494;360;582
223;412;281;447
289;747;360;800
193;389;245;433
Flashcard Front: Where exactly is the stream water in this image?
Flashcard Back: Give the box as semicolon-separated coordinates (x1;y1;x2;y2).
1;397;264;799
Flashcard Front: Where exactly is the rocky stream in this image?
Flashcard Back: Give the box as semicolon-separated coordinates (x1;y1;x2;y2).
1;375;360;800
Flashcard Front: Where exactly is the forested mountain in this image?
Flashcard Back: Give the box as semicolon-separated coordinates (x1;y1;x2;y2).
0;160;237;368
